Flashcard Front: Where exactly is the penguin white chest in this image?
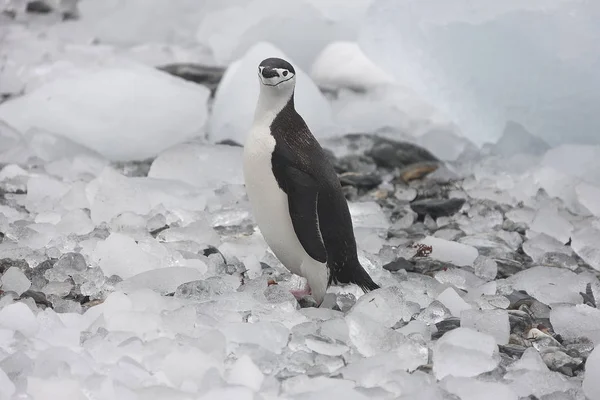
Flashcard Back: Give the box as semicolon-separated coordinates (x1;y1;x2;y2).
243;125;307;275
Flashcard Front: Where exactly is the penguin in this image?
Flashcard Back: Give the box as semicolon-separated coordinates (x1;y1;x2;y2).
243;57;379;305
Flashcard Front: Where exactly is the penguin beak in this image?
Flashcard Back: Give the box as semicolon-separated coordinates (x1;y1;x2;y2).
261;67;279;79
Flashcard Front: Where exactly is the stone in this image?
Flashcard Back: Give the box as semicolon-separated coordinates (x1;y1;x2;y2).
410;198;466;219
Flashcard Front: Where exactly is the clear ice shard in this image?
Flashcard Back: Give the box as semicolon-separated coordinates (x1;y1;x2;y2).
550;304;600;345
507;266;593;305
1;267;31;295
148;143;245;188
460;309;510;345
433;327;499;380
418;236;479;266
583;346;600;400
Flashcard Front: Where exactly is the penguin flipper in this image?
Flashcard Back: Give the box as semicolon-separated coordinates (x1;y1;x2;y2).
284;166;327;264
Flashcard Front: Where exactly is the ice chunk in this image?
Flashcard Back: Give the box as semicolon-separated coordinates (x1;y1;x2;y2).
529;205;573;244
65;0;208;46
433;327;499;380
55;209;95;236
550;304;600;345
86;167;207;224
310;41;394;91
541;145;600;186
219;321;290;354
1;267;31;295
507;266;592;305
417;129;477;162
460;309;509;345
340;341;428;386
576;182;600;218
348;201;389;230
27;377;86;400
435;268;485;291
508;347;549;373
161;347;223;388
416;300;452;325
330;85;445;138
25;176;71;213
148;142;244;187
360;1;600;147
0;64;210;161
208;42;337;144
436;288;472;317
0;366;16;399
196;0;373;69
345;313;407;357
583;346;600;400
522;233;572;264
92;232;161;279
282;375;356;397
116;267;205;295
227;355;264;392
443;377;518;400
347;286;420;328
571;226;600;272
305;335;349;357
492;121;550;157
0;302;38;337
417;236;479;266
473;255;497;281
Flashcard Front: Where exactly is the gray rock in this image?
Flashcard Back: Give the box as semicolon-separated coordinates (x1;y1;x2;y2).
432;317;460;339
158;63;226;94
367;136;439;170
410;198;466;219
339;172;382;190
382;257;415;272
540;349;584;376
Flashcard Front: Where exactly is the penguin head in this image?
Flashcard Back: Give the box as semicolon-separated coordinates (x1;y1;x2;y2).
257;57;296;93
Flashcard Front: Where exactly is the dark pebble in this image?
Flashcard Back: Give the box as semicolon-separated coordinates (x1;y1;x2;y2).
382;257;415;272
0;258;28;275
333;154;376;174
339;172;382;190
19;290;52;308
157;63;226;93
432;318;461;340
410;198;466;219
298;296;319;308
498;344;527;358
366;136;439;170
26;1;53;14
216;139;243;147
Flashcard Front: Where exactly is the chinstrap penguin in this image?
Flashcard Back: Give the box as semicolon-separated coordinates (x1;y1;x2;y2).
243;57;379;305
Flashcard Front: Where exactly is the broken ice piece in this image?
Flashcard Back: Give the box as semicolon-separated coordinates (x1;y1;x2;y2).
417;236;479;266
433;327;500;379
227;355;264;392
436;287;472;317
473;255;497;281
460;309;510;345
1;267;31;295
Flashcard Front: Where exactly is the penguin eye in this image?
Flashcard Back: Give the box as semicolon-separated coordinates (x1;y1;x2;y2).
283;71;288;77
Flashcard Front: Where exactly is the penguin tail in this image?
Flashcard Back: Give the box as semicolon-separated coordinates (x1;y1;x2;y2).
329;260;380;293
353;265;380;293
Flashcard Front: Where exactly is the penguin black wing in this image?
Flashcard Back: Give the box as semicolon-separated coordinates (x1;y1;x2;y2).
281;165;327;263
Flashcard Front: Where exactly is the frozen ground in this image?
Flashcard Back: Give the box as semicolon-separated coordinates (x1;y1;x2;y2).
1;1;600;399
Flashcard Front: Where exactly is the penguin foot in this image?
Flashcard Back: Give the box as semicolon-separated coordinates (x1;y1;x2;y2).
290;286;312;299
